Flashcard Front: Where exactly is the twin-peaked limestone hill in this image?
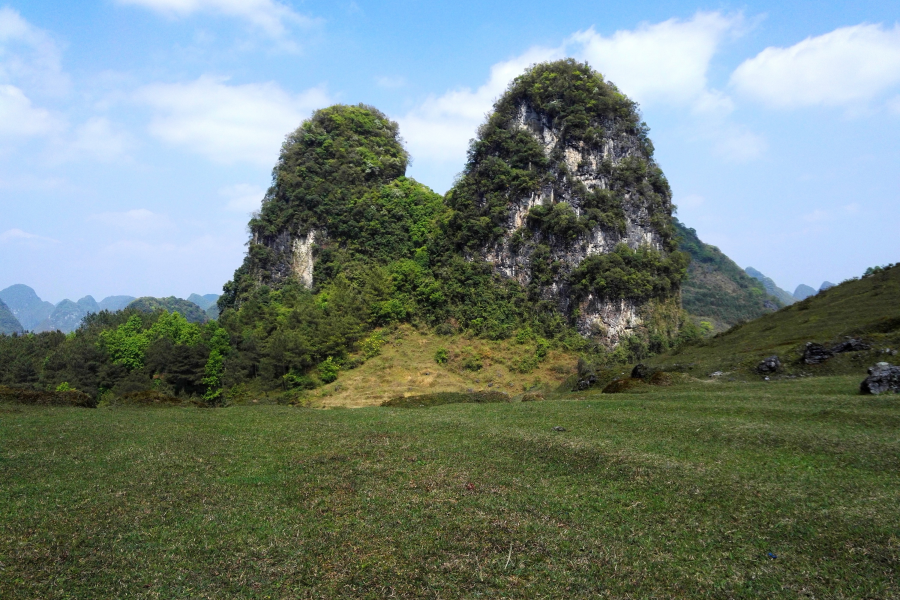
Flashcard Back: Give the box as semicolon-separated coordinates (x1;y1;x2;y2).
218;60;690;396
444;59;687;344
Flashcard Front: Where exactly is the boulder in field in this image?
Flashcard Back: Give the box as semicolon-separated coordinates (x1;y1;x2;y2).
756;355;781;374
803;343;834;365
860;362;900;395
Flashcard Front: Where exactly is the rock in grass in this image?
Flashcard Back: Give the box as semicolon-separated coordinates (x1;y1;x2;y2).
756;355;781;374
803;343;834;365
832;338;871;353
860;362;900;395
631;363;653;380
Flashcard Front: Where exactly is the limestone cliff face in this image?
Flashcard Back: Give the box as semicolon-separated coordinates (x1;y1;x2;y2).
447;59;684;345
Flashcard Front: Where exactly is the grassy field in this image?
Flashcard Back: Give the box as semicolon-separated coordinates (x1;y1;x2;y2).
645;265;900;379
2;376;899;598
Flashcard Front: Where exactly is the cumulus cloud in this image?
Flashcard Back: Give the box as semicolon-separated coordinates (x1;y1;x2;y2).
712;126;768;163
135;76;330;165
569;12;743;107
116;0;317;40
0;6;67;94
731;24;900;108
220;183;265;212
58;117;133;162
0;228;58;243
0;84;59;137
398;45;562;165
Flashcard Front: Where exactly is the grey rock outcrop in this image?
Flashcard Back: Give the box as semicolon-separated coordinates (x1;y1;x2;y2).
756;356;781;374
832;338;871;353
860;362;900;395
803;342;834;364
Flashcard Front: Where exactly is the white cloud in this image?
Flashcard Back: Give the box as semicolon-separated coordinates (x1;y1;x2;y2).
398;12;747;172
135;76;330;165
0;84;59;137
569;12;743;107
0;6;67;94
116;0;317;39
88;209;171;231
732;24;900;108
63;117;132;162
712;126;768;163
220;183;264;212
0;228;58;243
398;45;562;165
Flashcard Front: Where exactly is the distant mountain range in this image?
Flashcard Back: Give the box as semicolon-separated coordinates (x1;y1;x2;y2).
0;285;220;334
0;298;24;334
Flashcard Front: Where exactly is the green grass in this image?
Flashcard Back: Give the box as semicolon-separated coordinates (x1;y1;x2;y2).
2;377;899;598
647;264;900;378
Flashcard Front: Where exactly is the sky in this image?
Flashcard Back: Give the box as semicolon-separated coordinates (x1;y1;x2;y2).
0;0;898;304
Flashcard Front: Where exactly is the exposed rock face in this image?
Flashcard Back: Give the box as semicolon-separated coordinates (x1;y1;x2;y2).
756;355;781;374
803;342;834;364
290;229;319;289
860;362;900;395
447;59;686;345
832;338;871;353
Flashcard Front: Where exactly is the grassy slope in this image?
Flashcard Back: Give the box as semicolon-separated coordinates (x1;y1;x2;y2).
265;325;579;408
2;376;899;598
646;265;900;378
675;219;780;330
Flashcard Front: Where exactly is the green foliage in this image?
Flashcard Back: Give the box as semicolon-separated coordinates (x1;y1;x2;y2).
55;381;74;392
99;314;150;371
128;297;208;324
444;59;674;252
433;347;449;364
318;356;339;384
674;219;781;327
360;331;385;359
570;243;688;301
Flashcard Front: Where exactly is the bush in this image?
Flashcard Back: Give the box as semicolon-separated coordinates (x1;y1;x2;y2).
434;347;449;364
318;357;340;384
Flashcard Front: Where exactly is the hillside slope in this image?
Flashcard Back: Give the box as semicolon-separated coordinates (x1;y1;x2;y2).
0;284;54;330
644;264;900;378
745;267;796;306
128;297;208;323
0;299;23;334
674;219;779;329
